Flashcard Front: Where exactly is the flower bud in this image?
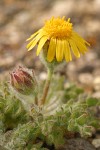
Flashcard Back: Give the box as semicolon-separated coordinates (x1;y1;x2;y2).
10;66;37;95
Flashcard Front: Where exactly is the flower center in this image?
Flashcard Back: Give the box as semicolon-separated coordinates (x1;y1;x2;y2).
43;17;73;39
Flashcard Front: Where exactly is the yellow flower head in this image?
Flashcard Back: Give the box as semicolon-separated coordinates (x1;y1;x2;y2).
27;16;90;62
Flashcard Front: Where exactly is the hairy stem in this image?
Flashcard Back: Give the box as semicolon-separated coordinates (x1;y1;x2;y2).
35;95;38;105
40;69;53;106
32;70;39;105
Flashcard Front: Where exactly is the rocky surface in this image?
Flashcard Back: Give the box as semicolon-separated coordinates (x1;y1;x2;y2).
61;138;96;150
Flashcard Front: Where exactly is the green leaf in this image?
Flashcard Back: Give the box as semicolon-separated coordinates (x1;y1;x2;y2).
86;97;99;107
76;113;88;125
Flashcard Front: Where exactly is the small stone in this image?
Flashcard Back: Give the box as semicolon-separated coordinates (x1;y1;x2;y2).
60;138;96;150
78;73;93;84
92;92;100;98
93;77;100;91
39;72;47;80
0;56;14;68
52;0;74;16
92;139;100;148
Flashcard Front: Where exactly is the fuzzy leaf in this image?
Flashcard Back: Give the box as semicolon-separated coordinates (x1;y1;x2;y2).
86;97;99;107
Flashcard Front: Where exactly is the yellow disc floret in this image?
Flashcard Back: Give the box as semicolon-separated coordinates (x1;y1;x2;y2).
43;17;72;39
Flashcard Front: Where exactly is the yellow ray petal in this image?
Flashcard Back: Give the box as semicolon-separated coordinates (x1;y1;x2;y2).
76;41;88;54
47;38;56;62
56;39;64;62
71;37;88;54
73;32;90;46
69;39;80;58
64;40;72;62
72;32;86;43
27;39;38;51
36;36;48;56
26;29;42;41
59;40;64;61
27;39;35;49
27;32;45;51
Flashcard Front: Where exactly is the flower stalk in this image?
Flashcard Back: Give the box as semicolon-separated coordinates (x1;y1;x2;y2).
35;95;38;105
39;68;53;106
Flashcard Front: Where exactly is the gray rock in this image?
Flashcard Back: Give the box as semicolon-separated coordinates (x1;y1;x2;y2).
59;138;96;150
92;139;100;148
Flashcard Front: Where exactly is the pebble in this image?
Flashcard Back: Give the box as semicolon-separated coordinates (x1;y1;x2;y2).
60;138;96;150
93;77;100;91
92;92;100;98
92;139;100;148
78;73;93;84
0;56;14;68
39;72;47;80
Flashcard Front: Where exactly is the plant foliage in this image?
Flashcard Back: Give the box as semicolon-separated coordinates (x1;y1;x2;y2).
0;77;99;150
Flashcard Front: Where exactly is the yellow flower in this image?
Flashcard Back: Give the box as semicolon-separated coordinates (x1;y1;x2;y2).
27;16;90;62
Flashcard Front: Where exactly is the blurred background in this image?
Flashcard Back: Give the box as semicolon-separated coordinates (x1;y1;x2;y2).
0;0;100;97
